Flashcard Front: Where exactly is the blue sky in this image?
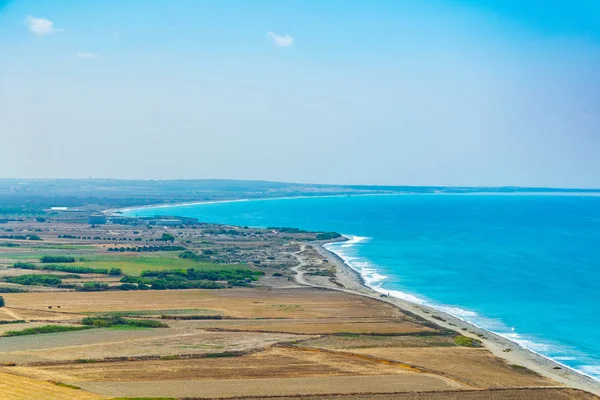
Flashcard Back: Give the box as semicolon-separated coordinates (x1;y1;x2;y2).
1;0;599;187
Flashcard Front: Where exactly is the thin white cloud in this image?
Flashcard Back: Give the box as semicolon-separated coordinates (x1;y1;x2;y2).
76;52;101;59
267;31;293;47
25;16;62;35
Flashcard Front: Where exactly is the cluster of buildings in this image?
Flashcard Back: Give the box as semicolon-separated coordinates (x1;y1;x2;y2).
88;214;199;226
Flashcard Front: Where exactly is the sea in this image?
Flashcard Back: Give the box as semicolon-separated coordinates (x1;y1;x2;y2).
124;194;600;381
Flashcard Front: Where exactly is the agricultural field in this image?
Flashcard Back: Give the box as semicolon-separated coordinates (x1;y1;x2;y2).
0;217;598;399
0;370;102;400
216;389;599;400
1;287;406;318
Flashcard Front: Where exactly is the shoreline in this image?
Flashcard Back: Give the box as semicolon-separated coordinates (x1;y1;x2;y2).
118;197;600;395
113;190;600;215
305;239;600;396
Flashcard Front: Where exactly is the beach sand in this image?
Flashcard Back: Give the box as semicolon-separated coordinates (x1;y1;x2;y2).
291;242;600;396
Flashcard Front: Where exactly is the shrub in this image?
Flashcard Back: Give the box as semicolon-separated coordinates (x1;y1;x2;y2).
109;268;123;276
159;233;175;242
3;325;91;337
151;280;167;290
5;274;62;286
454;335;483;348
81;316;167;328
0;320;26;325
77;282;109;292
179;250;198;259
0;287;25;293
118;283;138;291
41;265;109;275
316;232;342;240
0;296;4;307
12;262;37;270
52;382;81;390
40;256;75;263
28;234;42;241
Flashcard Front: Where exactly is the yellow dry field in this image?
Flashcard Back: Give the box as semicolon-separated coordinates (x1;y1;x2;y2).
300;333;457;349
0;324;302;364
11;347;464;398
1;287;407;319
209;388;600;400
345;346;558;388
10;347;436;382
0;370;102;400
193;317;432;335
77;375;460;399
0;307;77;322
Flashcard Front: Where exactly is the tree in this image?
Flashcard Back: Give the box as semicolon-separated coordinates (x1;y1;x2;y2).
160;233;175;242
0;296;4;307
35;217;46;223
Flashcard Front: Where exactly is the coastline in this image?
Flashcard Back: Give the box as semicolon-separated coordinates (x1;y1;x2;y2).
113;190;600;215
118;198;600;395
303;239;600;396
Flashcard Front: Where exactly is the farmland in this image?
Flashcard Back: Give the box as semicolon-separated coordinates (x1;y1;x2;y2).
0;216;598;399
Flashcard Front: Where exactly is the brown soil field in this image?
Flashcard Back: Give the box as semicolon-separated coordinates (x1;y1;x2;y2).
201;388;599;400
0;324;302;364
11;348;465;388
1;307;78;322
346;347;558;388
0;370;102;400
1;287;409;319
300;334;457;349
191;317;432;335
10;347;433;382
76;374;460;399
0;321;82;337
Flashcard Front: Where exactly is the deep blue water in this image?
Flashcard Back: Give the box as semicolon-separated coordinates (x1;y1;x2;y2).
125;194;600;380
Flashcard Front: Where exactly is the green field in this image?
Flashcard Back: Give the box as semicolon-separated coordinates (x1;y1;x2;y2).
2;248;249;276
73;252;248;275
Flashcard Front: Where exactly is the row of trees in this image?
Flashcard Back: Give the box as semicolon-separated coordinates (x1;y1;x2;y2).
107;245;185;253
0;234;41;240
41;255;76;263
12;262;122;276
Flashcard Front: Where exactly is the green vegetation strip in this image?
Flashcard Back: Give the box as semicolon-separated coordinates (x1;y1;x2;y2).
81;316;168;328
3;325;92;337
0;320;26;325
5;274;63;286
454;335;483;347
41;255;76;263
52;382;81;390
12;262;121;275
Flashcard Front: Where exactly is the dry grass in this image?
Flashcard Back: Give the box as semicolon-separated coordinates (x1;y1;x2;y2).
191;317;432;335
0;370;102;400
0;307;77;322
10;347;429;382
300;334;457;349
1;288;406;319
345;346;558;388
76;375;461;399
192;388;599;400
0;323;302;364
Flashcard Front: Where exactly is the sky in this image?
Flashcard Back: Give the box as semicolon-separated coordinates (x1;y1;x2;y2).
0;0;599;187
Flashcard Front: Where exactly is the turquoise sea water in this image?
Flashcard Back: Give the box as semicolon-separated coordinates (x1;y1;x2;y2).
125;194;600;380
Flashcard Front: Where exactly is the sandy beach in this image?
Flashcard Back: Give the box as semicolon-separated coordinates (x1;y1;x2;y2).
291;241;600;396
